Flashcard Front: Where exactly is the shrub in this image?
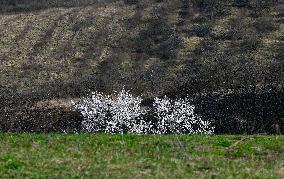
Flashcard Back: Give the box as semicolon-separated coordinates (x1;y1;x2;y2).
152;96;214;134
72;89;146;133
72;89;214;134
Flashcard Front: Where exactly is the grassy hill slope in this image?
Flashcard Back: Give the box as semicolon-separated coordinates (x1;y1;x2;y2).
0;0;283;98
0;0;283;132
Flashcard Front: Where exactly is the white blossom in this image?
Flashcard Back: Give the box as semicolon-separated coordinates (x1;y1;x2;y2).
152;96;214;134
72;89;214;134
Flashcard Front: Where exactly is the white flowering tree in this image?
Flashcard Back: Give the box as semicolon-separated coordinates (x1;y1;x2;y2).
72;89;146;133
72;89;214;134
152;96;214;134
72;91;110;133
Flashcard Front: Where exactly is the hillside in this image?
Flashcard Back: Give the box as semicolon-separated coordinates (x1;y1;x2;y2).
0;0;283;132
0;0;283;97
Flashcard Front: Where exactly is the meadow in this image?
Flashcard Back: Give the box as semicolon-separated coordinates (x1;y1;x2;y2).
0;134;283;178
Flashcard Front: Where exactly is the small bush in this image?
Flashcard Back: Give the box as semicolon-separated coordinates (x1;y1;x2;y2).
152;96;214;134
72;89;146;133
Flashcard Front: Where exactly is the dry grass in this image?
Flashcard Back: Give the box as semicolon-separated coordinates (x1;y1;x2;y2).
0;1;282;100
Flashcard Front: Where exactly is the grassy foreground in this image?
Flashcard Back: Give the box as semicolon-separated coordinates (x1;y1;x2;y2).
0;134;283;178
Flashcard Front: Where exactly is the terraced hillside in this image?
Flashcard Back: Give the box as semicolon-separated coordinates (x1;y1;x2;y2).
0;0;283;132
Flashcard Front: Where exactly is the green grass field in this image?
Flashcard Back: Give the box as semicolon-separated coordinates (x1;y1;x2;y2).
0;134;283;178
